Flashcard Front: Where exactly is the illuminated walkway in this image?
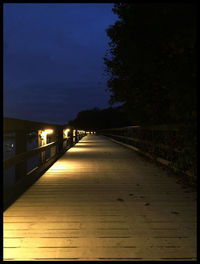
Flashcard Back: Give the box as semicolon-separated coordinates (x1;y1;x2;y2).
3;135;196;261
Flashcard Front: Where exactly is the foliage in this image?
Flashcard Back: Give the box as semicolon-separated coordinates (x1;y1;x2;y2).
104;3;196;125
68;107;131;130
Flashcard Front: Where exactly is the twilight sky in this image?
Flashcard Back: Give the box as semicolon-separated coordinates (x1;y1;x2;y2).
3;3;117;124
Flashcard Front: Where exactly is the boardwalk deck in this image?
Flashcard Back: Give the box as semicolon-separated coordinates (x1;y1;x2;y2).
3;135;196;261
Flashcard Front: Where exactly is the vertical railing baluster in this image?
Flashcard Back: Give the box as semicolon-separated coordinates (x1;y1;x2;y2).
57;128;63;154
38;130;46;165
50;132;57;158
75;129;78;143
73;129;76;144
15;130;27;182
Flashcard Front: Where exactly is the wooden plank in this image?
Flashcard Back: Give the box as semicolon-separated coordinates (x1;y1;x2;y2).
4;222;129;230
4;229;132;238
3;135;196;261
4;236;196;248
3;247;196;260
3;215;126;222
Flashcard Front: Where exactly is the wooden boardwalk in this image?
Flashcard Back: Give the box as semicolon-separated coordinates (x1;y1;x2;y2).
3;135;196;261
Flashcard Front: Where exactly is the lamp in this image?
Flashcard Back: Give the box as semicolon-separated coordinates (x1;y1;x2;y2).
40;129;54;140
64;129;70;137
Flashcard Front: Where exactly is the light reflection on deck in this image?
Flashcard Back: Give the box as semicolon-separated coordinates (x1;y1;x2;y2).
3;135;196;261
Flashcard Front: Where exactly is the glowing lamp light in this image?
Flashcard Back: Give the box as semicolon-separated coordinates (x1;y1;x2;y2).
40;129;54;140
64;128;70;137
40;131;46;139
78;130;85;134
45;129;54;134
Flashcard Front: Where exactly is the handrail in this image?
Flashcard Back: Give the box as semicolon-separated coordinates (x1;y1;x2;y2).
98;124;196;181
3;117;89;210
106;133;182;153
4;141;57;170
3;135;77;170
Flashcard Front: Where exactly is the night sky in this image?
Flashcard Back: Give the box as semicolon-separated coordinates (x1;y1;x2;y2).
3;3;117;124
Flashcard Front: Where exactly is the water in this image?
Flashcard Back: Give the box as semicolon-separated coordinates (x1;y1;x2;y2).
3;137;16;190
4;131;59;191
4;134;45;190
27;137;39;174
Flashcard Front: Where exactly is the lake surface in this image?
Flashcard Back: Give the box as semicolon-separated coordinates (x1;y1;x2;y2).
3;135;52;190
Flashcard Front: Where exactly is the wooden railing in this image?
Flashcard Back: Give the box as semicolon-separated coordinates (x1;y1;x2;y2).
3;117;86;210
98;124;197;183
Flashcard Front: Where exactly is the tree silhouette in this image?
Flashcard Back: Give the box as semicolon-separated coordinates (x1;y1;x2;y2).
68;107;131;130
104;3;196;125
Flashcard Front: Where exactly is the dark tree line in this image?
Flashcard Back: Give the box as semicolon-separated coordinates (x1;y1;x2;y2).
104;3;196;126
68;107;131;130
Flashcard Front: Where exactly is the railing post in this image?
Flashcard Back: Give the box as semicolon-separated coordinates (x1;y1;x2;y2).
77;130;80;142
50;132;57;158
75;129;78;143
62;129;66;150
15;130;27;182
73;129;76;144
38;130;46;165
57;128;63;154
69;129;74;147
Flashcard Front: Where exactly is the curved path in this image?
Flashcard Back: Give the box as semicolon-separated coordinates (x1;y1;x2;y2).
3;135;196;261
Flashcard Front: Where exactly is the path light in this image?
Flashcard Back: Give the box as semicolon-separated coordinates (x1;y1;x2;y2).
64;128;70;137
45;129;54;134
40;129;54;140
40;131;46;140
78;130;85;134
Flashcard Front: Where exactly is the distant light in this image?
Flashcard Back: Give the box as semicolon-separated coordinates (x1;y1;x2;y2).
86;131;95;134
78;130;85;133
